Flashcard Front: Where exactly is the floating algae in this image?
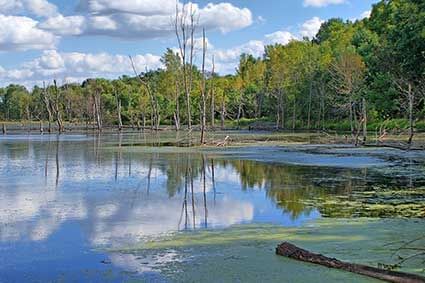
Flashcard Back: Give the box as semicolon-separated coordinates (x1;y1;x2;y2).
301;187;425;218
112;218;424;282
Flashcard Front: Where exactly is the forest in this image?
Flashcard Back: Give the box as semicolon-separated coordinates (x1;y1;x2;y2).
0;0;424;144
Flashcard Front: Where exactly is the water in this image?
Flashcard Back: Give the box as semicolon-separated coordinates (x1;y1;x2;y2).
0;132;424;282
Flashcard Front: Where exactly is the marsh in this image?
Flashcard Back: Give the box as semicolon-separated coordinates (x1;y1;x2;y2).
0;131;424;282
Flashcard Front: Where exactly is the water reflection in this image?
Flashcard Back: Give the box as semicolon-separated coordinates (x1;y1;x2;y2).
0;133;424;280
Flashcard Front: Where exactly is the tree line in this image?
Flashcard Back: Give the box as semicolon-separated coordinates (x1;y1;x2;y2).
0;0;424;144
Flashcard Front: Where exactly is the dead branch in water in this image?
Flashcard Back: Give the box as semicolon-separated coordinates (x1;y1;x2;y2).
216;136;230;147
363;143;425;151
276;242;425;283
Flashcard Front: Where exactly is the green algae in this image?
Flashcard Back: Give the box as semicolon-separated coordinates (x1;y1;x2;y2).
112;218;424;282
302;187;425;218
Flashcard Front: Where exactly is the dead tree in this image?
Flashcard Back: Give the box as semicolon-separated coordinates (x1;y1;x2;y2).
307;81;313;130
174;79;181;131
210;56;215;129
236;97;243;130
407;83;414;145
129;56;160;130
114;87;123;131
91;82;102;132
52;80;64;133
175;2;197;130
42;82;53;132
276;88;285;129
362;97;367;144
392;75;421;147
220;96;226;130
329;52;366;140
200;28;207;144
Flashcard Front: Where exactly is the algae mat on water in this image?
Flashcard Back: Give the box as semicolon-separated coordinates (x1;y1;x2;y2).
113;218;424;282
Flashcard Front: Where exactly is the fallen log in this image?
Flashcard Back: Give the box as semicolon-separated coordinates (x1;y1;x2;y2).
276;242;425;283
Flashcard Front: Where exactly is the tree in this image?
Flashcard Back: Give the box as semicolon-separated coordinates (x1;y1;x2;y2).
329;51;366;141
161;48;182;130
200;28;207;144
175;2;197;130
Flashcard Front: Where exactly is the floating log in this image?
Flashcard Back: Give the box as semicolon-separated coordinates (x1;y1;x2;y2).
276;242;425;283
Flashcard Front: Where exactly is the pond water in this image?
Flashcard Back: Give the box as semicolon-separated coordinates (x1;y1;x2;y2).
0;132;424;282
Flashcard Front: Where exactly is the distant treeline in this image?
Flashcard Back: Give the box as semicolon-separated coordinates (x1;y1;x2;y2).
0;0;424;138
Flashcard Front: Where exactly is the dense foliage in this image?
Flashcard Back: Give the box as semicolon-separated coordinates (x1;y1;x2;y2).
0;0;424;133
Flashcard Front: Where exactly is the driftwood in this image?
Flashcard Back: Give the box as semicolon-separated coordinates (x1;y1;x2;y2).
363;143;425;151
216;136;230;147
276;242;425;283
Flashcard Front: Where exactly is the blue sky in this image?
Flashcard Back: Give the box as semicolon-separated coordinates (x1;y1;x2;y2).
0;0;379;87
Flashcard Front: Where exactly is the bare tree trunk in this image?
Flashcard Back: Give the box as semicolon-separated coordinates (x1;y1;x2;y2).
307;82;313;130
276;91;281;130
175;3;196;131
156;113;161;130
407;83;414;145
92;90;102;132
292;97;296;130
210;56;215;129
362;97;367;144
53;80;64;133
174;80;180;131
237;95;243;129
320;85;326;130
42;82;53;133
281;92;285;129
129;56;159;131
221;98;226;130
349;98;354;138
200;28;207;145
115;90;123;131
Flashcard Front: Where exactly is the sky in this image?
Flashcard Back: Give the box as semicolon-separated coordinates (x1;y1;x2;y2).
0;0;379;87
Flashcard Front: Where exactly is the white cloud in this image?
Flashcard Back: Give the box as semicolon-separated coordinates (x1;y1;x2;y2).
214;40;264;63
77;0;176;16
39;15;86;36
24;0;57;17
0;0;58;17
197;3;252;33
360;10;371;19
89;16;117;31
303;0;346;8
1;1;252;52
300;16;323;38
0;50;162;86
0;15;57;51
265;30;296;45
42;2;252;40
7;69;34;80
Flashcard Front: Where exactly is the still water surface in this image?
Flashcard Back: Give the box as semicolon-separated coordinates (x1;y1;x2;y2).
0;133;424;282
